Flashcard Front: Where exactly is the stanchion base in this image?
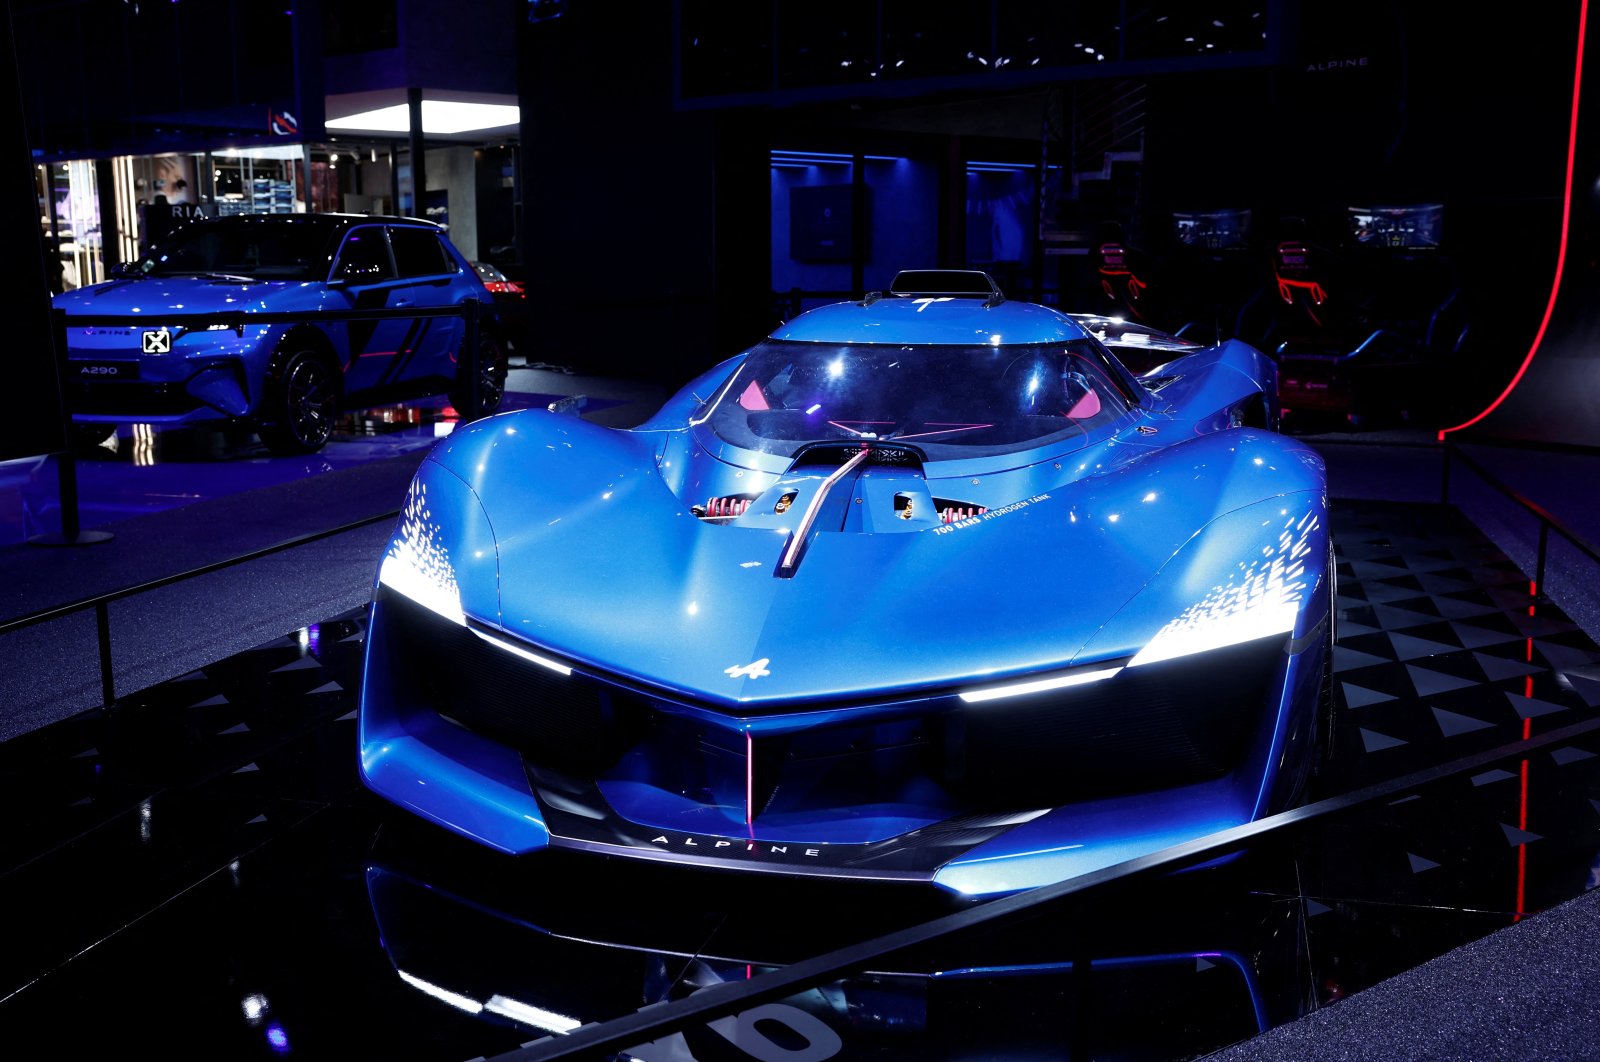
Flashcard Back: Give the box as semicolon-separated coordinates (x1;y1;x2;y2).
29;529;115;547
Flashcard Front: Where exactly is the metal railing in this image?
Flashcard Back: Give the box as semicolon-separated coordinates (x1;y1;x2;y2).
1442;442;1600;599
5;297;493;700
0;508;400;707
1287;434;1599;606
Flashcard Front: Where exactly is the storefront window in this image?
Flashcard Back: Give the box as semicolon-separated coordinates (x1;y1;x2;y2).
212;148;305;216
40;160;103;293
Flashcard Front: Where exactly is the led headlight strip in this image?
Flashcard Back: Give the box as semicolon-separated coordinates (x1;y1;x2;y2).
959;665;1122;704
469;628;572;677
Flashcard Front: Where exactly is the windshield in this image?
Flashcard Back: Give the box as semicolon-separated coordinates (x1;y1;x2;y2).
130;218;338;281
702;339;1140;460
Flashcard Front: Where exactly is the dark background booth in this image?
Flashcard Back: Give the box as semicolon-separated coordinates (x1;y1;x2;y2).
2;2;1600;1060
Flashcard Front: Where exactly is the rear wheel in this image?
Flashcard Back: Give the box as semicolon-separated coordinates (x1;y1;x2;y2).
448;333;509;418
261;345;341;455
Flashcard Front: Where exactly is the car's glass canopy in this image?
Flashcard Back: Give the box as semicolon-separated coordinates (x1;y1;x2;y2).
701;338;1141;460
130;217;340;281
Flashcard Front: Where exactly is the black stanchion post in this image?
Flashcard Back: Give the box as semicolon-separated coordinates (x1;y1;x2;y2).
31;308;112;547
1536;522;1550;600
95;600;114;706
463;297;481;421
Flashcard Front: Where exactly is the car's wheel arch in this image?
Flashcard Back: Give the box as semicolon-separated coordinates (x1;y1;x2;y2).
268;324;342;383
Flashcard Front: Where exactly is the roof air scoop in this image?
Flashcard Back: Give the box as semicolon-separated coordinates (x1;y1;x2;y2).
862;269;1006;308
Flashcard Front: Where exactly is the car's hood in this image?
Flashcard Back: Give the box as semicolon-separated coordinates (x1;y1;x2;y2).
54;277;312;316
426;411;1323;711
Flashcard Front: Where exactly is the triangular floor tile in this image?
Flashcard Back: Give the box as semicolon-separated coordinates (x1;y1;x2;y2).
1552;747;1597;766
1408;665;1478;697
1416;573;1475;594
233;762;259;773
1506;692;1570;720
1360;728;1408;752
270;656;323;673
1501;823;1543;846
1408;853;1440;873
1431;596;1502;620
68;796;92;807
1342;683;1396;709
1472;653;1544;682
1472;769;1517;786
70;746;98;759
1433;707;1494;737
1389;631;1462;661
1590;798;1600;817
1351;558;1410;578
1337;647;1392;672
307;680;344;694
1538;642;1600;672
1361;584;1429;605
1372;604;1443;630
335;709;358;722
190;694;229;708
246;814;268;825
339;630;365;643
1306;899;1332;917
1196;957;1216;972
1569;674;1600;710
172;671;207;683
1451;624;1522;650
1335;619;1382;637
218;722;250;736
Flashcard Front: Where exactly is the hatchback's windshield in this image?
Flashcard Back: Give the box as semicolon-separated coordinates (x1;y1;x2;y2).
703;339;1139;460
131;220;336;281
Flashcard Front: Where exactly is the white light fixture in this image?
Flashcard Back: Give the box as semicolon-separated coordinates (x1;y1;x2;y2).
327;101;521;135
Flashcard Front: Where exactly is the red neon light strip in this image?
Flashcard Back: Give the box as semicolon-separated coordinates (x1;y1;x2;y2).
1516;752;1530;921
1439;0;1589;440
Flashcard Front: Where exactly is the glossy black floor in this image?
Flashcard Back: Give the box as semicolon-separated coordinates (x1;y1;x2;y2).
1;499;1599;1060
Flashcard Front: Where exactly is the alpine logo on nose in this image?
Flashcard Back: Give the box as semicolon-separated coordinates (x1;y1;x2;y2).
725;658;771;680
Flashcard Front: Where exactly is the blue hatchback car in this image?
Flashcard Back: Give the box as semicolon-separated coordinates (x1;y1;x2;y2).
53;213;508;454
359;269;1332;898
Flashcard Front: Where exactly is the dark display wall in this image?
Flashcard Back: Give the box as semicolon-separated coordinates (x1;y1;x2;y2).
1448;2;1600;447
13;0;319;160
4;0;65;461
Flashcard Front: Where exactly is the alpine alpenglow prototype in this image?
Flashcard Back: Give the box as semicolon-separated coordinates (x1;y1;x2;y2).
360;270;1332;898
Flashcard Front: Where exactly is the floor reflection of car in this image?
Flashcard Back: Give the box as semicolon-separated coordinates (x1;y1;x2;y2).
364;838;1298;1060
53;214;508;454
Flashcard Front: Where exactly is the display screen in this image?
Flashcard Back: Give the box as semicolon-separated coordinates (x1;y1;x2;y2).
1173;209;1251;250
1348;204;1443;249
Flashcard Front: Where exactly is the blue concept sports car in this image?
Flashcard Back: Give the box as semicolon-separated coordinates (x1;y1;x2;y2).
359;269;1332;898
53;213;507;454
